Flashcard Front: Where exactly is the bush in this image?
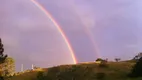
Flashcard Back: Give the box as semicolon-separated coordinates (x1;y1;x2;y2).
96;58;103;62
96;72;105;80
129;57;142;77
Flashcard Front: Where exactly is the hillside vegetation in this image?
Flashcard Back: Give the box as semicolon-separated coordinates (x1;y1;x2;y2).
7;61;142;80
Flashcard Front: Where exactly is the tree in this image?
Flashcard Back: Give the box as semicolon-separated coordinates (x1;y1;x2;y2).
1;57;15;77
0;38;7;64
0;38;8;77
115;58;121;62
96;58;103;62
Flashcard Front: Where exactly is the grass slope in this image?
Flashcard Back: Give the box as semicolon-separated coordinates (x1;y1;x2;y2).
8;62;142;80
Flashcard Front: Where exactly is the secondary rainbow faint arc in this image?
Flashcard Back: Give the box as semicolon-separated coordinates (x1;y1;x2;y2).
30;0;77;64
69;3;101;58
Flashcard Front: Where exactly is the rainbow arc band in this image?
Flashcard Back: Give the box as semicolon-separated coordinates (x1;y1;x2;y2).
30;0;77;64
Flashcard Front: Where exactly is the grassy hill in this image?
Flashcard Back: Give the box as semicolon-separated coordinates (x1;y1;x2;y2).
7;61;142;80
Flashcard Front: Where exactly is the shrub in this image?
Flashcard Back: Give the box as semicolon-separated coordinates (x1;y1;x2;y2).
115;58;121;62
129;57;142;77
96;58;103;62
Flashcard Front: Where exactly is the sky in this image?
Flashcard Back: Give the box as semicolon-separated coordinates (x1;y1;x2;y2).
0;0;142;71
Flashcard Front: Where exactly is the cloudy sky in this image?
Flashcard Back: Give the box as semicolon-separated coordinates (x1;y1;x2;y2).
0;0;142;71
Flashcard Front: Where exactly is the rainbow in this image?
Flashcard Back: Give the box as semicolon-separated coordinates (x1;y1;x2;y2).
69;3;101;58
30;0;77;64
81;18;101;58
84;28;101;58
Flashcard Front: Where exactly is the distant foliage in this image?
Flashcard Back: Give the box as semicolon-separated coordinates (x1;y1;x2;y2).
129;57;142;77
115;58;121;62
14;72;22;76
96;58;103;62
33;66;40;70
24;69;33;73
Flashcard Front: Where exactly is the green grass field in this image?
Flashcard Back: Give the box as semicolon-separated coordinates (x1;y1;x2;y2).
7;61;142;80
